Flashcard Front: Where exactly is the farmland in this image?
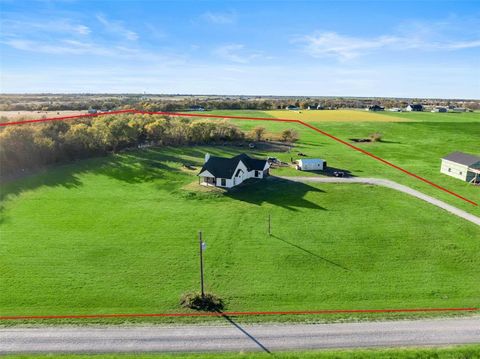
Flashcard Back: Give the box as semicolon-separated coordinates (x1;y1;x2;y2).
0;110;87;123
0;110;479;324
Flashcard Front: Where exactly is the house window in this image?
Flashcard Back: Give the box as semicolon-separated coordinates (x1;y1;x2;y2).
255;170;259;177
459;172;462;175
221;178;226;186
448;168;451;172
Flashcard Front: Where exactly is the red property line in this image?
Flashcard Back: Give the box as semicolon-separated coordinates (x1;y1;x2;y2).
1;110;477;206
1;307;477;321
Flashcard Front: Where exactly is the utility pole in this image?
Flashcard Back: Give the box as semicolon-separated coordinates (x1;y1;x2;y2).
198;231;205;299
268;214;271;236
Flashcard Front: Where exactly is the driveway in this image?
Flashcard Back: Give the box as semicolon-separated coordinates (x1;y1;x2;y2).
278;176;480;226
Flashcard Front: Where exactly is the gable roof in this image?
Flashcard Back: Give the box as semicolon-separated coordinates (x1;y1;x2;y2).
442;152;480;166
198;153;267;178
408;104;423;109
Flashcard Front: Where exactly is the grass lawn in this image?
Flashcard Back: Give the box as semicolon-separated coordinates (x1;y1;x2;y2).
1;145;479;322
3;345;480;358
192;110;480;216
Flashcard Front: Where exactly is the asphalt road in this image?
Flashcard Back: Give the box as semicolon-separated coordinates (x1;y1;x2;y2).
278;176;480;226
1;317;479;353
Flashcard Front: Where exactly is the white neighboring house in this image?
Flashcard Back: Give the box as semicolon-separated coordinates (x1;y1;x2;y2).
441;152;480;183
296;158;326;171
198;153;270;188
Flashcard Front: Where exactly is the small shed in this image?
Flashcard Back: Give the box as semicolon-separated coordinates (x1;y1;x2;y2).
296;158;326;171
441;152;480;183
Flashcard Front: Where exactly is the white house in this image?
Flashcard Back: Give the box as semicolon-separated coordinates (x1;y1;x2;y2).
198;153;270;188
286;105;300;111
441;152;480;183
296;158;326;171
406;104;423;112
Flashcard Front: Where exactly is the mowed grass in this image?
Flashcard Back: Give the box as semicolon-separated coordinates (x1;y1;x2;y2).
1;146;479;319
191;110;480;216
4;345;480;358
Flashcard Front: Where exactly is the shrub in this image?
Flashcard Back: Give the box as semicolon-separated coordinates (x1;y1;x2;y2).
180;292;225;312
369;132;383;142
281;128;299;142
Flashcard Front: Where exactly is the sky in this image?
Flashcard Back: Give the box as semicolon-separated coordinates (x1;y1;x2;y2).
0;0;479;98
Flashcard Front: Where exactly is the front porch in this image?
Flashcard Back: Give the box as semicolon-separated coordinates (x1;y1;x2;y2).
199;176;216;187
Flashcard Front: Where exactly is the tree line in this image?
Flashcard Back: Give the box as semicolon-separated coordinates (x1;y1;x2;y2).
3;94;477;112
0;114;299;179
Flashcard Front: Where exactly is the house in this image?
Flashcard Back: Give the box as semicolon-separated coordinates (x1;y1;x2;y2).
406;104;423;112
296;158;326;171
440;152;480;183
366;105;385;111
388;108;402;112
451;107;467;112
189;105;205;111
286;105;300;111
198;153;270;188
431;107;447;113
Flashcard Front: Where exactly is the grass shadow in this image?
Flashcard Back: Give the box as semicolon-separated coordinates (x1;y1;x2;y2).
271;234;350;271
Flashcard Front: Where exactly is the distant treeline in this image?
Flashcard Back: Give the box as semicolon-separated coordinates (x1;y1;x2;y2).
0;114;247;179
2;94;479;111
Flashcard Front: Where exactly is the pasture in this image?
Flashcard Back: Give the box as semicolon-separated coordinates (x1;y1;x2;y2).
1;145;479;322
1;110;479;324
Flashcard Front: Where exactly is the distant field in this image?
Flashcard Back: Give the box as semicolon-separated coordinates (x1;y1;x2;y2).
376;110;480;123
265;110;404;122
0;110;87;122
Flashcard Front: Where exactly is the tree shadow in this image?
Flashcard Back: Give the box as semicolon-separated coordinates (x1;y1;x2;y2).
271;234;350;271
225;177;327;211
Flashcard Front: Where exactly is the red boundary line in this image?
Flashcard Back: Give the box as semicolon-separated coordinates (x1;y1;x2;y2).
0;112;478;321
1;307;477;321
0;110;477;206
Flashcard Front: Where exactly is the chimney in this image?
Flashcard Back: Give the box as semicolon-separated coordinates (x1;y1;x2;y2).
205;153;210;163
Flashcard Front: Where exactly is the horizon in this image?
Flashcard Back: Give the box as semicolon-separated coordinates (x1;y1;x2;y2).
1;0;479;98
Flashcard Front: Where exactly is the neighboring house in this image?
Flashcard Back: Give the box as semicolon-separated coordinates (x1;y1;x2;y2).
198;153;270;188
388;108;402;112
296;158;326;171
406;104;423;112
189;105;205;111
440;152;480;183
431;107;447;113
286;105;300;111
451;107;467;112
366;105;385;111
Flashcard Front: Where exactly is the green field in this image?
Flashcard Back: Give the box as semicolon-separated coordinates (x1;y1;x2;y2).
1;110;479;323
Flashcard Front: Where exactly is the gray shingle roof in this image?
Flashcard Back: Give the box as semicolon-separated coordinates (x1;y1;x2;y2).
198;153;267;178
442;152;480;166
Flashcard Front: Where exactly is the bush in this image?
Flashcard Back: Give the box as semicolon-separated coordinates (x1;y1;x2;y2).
369;132;383;142
180;292;225;312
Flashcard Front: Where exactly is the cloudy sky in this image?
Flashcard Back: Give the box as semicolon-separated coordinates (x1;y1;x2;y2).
1;0;479;98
